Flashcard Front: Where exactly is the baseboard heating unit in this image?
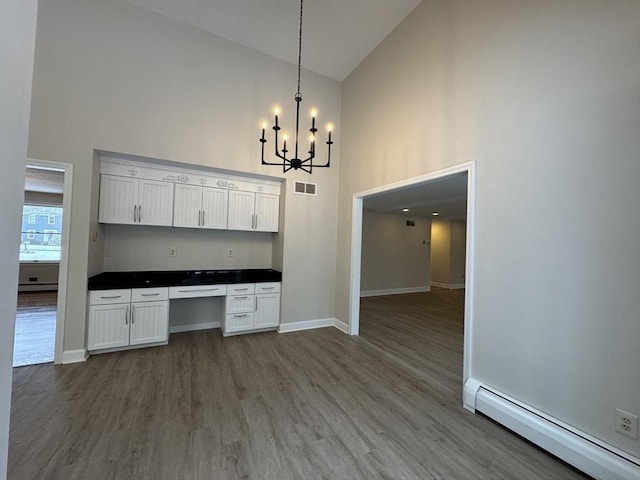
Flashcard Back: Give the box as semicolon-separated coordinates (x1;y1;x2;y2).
463;378;640;480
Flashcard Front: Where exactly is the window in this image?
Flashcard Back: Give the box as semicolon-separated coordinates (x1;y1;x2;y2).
20;205;63;262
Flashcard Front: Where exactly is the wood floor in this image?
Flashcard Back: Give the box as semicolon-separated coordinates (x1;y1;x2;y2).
9;290;590;480
14;291;56;367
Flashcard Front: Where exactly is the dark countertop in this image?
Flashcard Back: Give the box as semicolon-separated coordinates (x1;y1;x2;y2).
88;269;282;290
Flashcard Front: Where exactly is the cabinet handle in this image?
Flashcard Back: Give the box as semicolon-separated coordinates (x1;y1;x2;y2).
138;205;142;223
234;296;249;299
100;295;122;299
178;288;219;292
253;214;257;230
260;287;274;290
140;293;160;296
131;305;135;324
233;314;249;318
255;296;257;311
133;205;137;223
125;305;129;325
202;210;205;226
235;288;249;291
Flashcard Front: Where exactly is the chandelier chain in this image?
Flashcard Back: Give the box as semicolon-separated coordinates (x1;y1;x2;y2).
297;0;303;96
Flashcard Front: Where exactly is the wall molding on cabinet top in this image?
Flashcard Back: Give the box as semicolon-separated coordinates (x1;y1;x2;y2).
98;151;281;196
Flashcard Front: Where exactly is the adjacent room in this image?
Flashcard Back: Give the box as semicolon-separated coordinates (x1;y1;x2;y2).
1;1;638;480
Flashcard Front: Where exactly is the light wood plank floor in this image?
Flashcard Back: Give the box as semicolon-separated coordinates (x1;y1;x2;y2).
14;291;56;367
9;290;591;479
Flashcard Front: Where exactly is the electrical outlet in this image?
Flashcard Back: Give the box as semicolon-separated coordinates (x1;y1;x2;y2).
615;409;638;439
169;248;177;257
227;248;234;257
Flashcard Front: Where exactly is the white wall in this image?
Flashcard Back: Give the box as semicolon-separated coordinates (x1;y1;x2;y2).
430;219;451;286
27;0;341;353
337;0;640;458
430;218;466;288
0;1;38;477
103;225;274;271
360;210;430;294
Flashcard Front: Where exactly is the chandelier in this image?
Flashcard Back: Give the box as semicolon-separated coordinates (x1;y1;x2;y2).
260;0;333;174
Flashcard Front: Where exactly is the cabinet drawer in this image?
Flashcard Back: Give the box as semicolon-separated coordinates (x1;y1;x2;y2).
227;283;255;295
255;282;280;294
169;284;227;299
131;287;169;302
226;294;255;314
89;289;131;305
225;312;254;332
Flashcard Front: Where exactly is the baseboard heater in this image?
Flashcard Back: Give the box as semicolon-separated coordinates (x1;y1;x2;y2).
463;378;640;480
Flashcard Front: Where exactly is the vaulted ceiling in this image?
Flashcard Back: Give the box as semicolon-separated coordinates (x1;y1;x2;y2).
128;0;421;81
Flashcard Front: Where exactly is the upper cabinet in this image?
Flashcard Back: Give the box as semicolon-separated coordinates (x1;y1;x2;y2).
98;155;280;232
228;191;279;232
173;184;228;229
99;175;174;226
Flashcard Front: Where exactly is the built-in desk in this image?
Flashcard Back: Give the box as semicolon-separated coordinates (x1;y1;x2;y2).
87;269;282;354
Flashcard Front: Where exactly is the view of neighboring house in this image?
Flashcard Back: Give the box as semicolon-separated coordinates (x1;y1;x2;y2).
19;206;63;262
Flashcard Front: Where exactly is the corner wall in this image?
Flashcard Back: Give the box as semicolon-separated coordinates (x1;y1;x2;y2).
0;2;38;477
337;0;640;459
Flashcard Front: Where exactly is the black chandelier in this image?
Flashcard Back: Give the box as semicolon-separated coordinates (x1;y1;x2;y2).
260;0;333;174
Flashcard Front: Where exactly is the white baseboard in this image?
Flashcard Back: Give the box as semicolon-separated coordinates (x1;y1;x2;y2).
464;378;640;480
278;318;334;333
333;318;350;334
430;281;465;290
360;286;430;297
18;284;58;292
61;349;87;364
169;321;220;334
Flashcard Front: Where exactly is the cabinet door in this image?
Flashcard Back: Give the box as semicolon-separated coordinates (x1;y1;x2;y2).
201;186;228;229
173;184;202;228
87;304;130;351
129;300;169;346
227;190;255;231
138;179;174;226
254;293;280;328
254;193;279;232
98;175;138;224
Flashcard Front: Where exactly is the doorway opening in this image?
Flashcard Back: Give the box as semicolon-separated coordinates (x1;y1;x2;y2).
348;162;476;383
14;160;72;366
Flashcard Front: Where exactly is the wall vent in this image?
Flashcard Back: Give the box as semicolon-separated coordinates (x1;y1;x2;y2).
406;220;415;227
294;181;317;196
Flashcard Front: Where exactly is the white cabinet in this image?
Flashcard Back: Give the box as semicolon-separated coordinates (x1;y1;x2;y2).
222;282;280;336
173;184;228;229
228;191;279;232
87;288;169;352
99;175;174;226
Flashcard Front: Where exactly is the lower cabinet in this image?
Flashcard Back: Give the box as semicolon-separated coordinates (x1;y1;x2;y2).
222;282;281;336
87;287;169;352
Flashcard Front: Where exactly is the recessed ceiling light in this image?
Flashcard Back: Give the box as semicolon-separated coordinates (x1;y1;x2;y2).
432;212;439;216
402;208;409;212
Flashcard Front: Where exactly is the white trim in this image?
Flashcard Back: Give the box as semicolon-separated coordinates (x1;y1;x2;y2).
169;321;220;334
348;161;477;380
465;379;640;480
360;286;430;297
26;159;72;366
333;318;350;334
61;349;87;364
278;318;334;333
430;281;465;290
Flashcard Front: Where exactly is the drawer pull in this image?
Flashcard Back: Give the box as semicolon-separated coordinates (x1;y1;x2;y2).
178;288;219;292
100;295;122;299
233;314;249;318
260;287;275;290
140;293;160;296
233;296;249;300
234;288;249;291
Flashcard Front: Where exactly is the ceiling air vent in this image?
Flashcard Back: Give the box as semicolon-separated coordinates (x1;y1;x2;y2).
294;181;317;196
